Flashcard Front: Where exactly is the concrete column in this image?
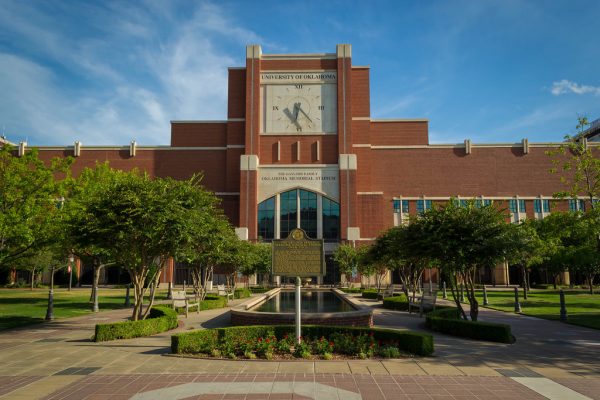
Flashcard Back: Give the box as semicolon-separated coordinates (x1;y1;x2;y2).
493;261;510;285
560;271;570;286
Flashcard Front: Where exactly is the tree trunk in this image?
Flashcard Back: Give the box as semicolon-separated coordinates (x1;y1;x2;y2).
141;269;162;320
449;274;467;320
522;266;528;300
92;261;101;312
30;269;35;290
465;271;479;321
131;271;148;321
589;274;595;295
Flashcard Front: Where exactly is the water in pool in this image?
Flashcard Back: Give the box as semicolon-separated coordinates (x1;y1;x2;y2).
254;291;354;313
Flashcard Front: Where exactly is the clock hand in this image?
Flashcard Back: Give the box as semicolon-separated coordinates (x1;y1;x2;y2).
283;108;296;122
297;105;313;123
284;106;303;131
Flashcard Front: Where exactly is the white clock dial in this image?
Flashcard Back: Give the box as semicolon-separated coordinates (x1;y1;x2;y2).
262;83;337;134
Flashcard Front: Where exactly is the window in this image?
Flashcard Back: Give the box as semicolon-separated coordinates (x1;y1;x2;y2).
509;199;517;213
299;190;317;238
259;189;340;242
475;199;482;208
257;197;275;240
569;199;577;212
322;197;340;241
393;199;409;213
417;199;432;214
543;199;550;213
483;199;492;206
402;199;409;213
460;199;468;207
280;190;298;239
519;199;526;212
569;199;585;212
534;199;541;213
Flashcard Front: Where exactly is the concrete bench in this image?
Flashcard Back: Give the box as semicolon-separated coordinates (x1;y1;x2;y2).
217;284;233;302
408;291;437;317
171;290;199;318
377;285;396;300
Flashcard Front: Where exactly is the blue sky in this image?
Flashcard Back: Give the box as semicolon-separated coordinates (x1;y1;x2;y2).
1;0;599;145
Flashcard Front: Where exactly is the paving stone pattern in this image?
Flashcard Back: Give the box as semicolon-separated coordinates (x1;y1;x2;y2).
0;376;42;396
40;373;553;400
0;293;599;399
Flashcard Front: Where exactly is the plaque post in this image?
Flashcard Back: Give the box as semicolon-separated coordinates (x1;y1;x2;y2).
295;276;301;344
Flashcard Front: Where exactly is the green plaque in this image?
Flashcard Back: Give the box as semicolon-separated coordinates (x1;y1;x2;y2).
272;228;325;277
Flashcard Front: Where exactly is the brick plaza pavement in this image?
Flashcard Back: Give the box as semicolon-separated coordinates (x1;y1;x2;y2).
0;294;598;399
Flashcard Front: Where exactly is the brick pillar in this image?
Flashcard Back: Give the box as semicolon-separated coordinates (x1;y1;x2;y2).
239;44;261;241
493;261;510;285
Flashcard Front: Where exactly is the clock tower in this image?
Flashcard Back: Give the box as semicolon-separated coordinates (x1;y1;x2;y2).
237;44;359;248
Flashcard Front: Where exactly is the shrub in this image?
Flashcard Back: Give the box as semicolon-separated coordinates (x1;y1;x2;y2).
249;286;270;293
340;287;362;294
425;308;513;343
176;295;227;314
382;294;409;311
361;289;379;299
95;306;178;342
171;325;434;357
379;345;401;358
234;288;251;299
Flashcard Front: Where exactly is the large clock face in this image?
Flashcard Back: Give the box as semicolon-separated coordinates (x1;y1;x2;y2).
262;83;337;134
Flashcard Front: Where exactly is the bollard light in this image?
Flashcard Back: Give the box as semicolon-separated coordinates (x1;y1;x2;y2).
514;286;522;313
124;283;131;307
559;290;567;322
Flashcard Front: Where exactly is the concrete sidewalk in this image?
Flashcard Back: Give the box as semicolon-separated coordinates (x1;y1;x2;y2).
0;295;599;399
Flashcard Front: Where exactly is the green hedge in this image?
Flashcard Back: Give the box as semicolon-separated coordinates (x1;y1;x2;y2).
249;286;270;293
382;294;409;311
172;325;434;356
425;308;513;343
95;306;178;342
340;287;362;294
234;288;251;299
361;289;379;299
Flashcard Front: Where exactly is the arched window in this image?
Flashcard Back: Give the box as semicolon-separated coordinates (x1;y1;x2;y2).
322;196;340;241
257;189;340;241
257;197;275;240
279;189;298;239
299;190;317;238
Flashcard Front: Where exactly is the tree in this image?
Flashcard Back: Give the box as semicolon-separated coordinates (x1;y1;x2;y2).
74;169;220;320
237;242;272;288
547;116;600;209
64;163;120;312
333;243;361;285
509;221;546;298
369;223;429;302
417;200;522;321
0;144;72;270
182;210;238;303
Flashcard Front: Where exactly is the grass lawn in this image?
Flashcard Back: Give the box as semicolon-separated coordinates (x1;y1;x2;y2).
0;288;168;331
473;289;600;330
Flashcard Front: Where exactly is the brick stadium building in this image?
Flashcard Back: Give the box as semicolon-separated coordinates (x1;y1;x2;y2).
17;44;598;287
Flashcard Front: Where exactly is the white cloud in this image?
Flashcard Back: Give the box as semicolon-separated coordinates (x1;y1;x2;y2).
551;79;600;96
0;1;266;145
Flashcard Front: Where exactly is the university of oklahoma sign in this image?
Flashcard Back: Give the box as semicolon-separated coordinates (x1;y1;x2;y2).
272;228;325;277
